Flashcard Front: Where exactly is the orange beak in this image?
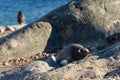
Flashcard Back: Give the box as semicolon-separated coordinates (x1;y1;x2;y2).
85;52;92;54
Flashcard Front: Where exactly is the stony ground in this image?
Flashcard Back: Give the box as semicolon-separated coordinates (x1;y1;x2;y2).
0;26;119;80
0;26;120;80
0;42;120;80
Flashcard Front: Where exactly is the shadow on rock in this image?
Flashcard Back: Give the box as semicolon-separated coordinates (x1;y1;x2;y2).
104;68;120;79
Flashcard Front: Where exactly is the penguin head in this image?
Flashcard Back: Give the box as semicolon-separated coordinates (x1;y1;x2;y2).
77;48;90;54
73;47;91;60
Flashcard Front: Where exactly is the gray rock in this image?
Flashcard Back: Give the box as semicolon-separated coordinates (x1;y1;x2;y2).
0;43;120;80
38;43;120;80
0;61;52;80
0;0;120;61
0;26;6;33
24;61;52;73
0;21;52;62
0;0;120;80
40;0;120;52
104;69;120;79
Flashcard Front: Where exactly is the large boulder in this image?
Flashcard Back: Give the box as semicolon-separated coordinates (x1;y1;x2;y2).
0;21;52;62
40;0;120;52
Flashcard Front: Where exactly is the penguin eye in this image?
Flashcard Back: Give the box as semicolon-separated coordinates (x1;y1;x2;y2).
78;48;81;53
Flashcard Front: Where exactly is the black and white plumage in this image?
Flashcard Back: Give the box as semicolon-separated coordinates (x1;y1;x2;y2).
51;44;91;66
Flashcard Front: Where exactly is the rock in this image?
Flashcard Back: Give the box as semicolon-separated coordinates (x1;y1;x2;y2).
6;26;16;32
0;0;120;61
0;21;52;62
0;42;120;80
0;0;120;79
38;43;120;80
0;61;52;80
6;24;26;32
104;69;120;79
24;61;52;73
0;26;6;33
9;39;18;48
40;0;120;52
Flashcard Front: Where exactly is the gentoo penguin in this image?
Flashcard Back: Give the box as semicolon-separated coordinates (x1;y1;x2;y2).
17;11;25;25
51;44;91;66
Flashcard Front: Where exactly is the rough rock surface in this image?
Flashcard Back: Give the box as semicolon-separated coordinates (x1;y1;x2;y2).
0;61;52;80
0;0;120;80
0;0;120;61
40;0;120;52
0;21;52;62
0;42;120;80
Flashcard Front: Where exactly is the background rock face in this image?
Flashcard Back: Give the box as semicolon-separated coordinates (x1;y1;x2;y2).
40;0;120;52
0;22;52;62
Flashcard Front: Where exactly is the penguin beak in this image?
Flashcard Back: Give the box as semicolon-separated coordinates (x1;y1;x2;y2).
85;48;89;52
84;48;92;54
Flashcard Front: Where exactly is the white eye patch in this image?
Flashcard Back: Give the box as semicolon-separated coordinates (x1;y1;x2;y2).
78;48;90;53
78;48;81;53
